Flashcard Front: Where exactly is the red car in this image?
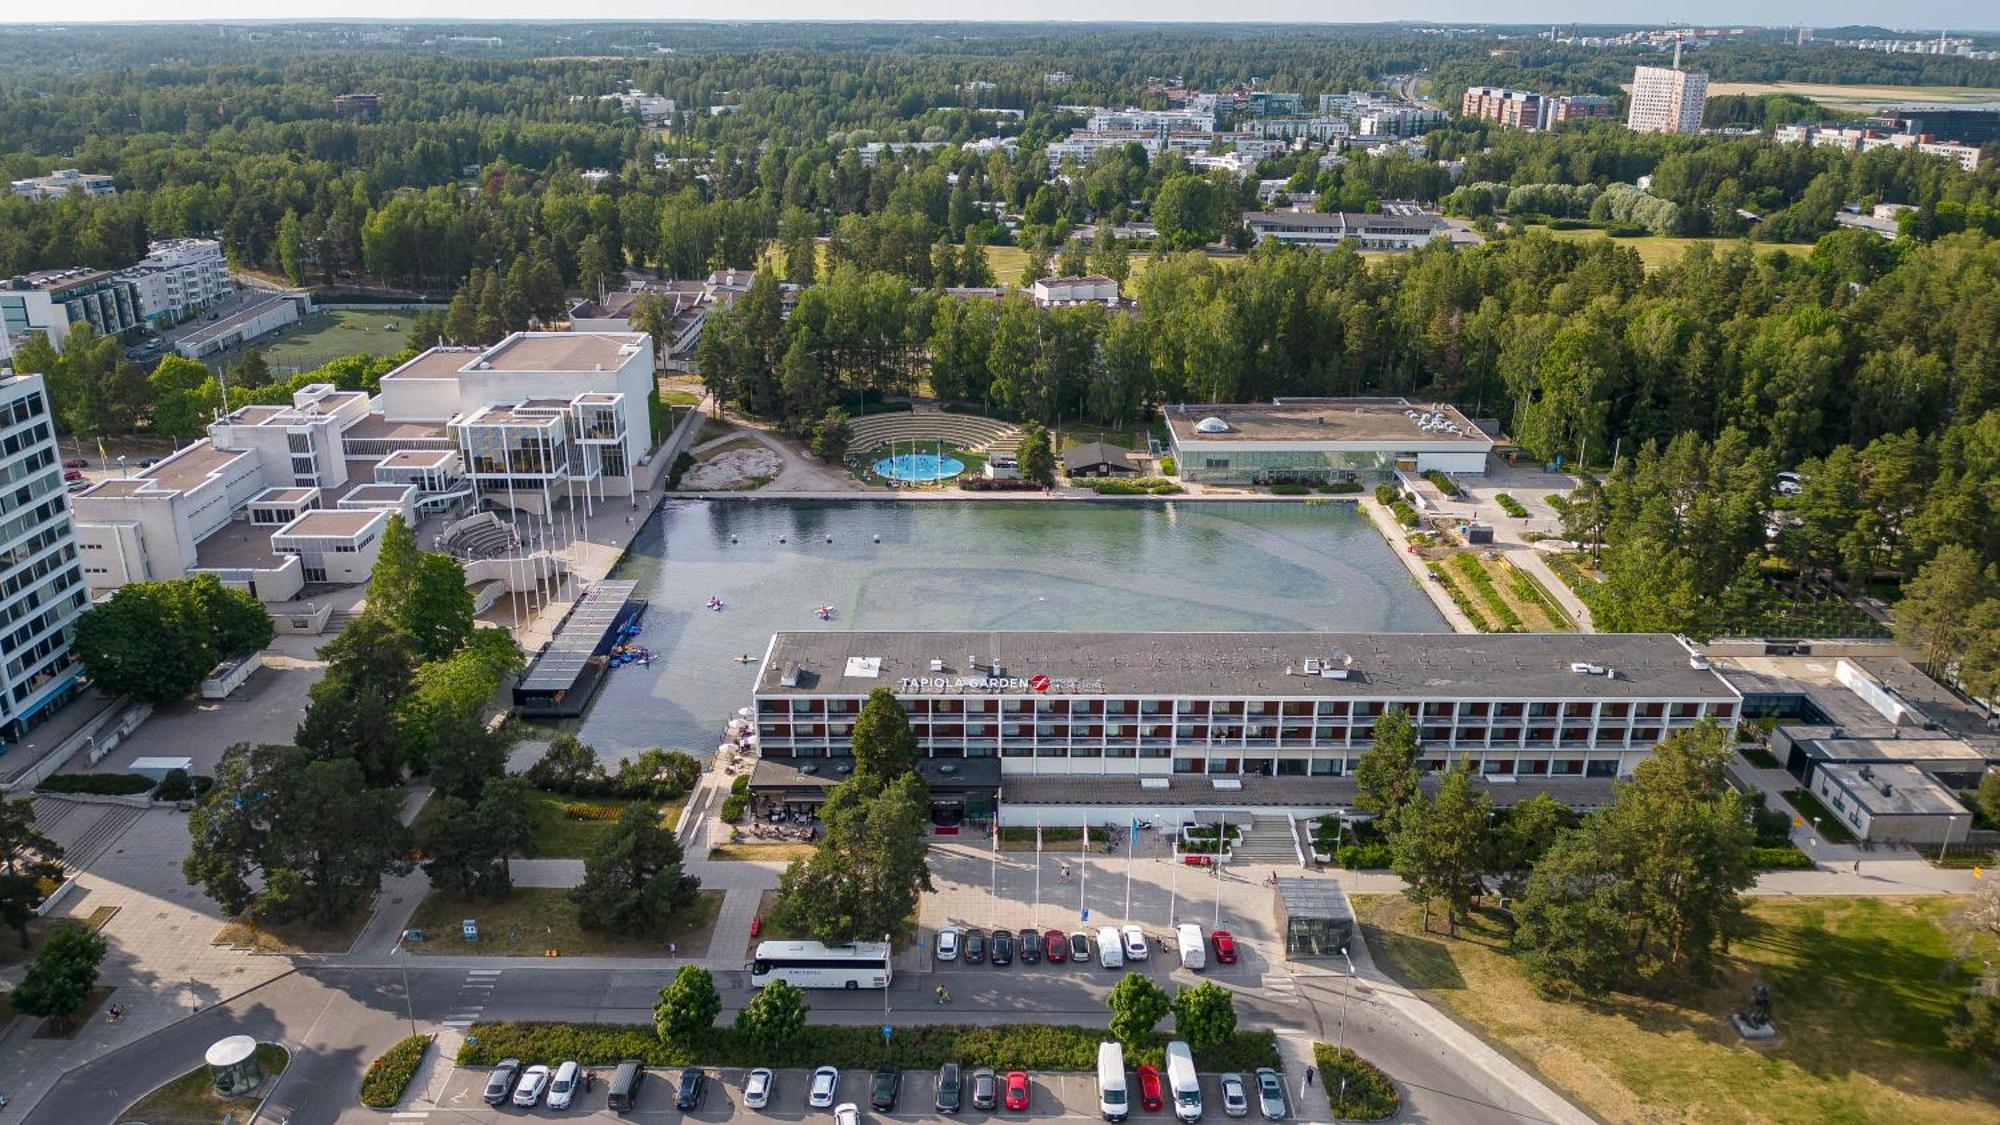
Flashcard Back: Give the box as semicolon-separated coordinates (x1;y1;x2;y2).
1211;929;1238;965
1004;1071;1029;1112
63;470;84;482
1136;1065;1163;1112
61;459;87;469
1042;928;1068;963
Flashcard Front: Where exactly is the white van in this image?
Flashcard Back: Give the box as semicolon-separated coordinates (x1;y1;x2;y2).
1165;1040;1202;1123
1096;1041;1129;1122
1177;923;1206;971
1097;926;1125;969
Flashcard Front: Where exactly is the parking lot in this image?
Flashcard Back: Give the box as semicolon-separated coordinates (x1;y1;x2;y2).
418;1063;1285;1124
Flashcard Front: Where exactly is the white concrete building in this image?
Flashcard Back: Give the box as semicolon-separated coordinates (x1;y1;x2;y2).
116;239;232;327
1243;210;1443;252
0;269;144;349
172;292;311;359
1030;276;1121;307
9;169;115;201
1627;65;1708;135
1163;398;1493;483
0;375;90;746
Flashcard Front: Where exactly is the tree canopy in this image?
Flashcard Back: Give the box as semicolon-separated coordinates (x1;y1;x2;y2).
74;575;272;706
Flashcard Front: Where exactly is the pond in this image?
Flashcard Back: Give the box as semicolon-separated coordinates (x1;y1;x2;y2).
574;499;1444;755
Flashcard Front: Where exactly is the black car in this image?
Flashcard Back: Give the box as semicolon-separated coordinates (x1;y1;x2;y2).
482;1059;521;1106
676;1068;707;1111
990;930;1014;965
1068;931;1091;962
870;1064;902;1112
963;928;986;964
935;1062;963;1114
970;1067;999;1111
1018;928;1042;963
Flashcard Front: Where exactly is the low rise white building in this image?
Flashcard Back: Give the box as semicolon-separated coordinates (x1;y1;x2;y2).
117;239;232;327
1243;210;1444;252
1031;276;1121;307
9;169;115;201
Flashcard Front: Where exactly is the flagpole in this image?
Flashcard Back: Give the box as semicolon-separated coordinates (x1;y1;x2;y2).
1123;812;1133;922
991;812;1000;931
1034;814;1043;929
1080;813;1089;926
1169;834;1178;927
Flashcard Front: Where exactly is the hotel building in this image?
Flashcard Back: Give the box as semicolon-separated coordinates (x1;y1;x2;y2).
1162;398;1492;485
752;631;1742;785
0;375;89;746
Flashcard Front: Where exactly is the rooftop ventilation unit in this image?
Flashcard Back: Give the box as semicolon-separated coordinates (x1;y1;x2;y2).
1211;779;1243;791
1140;777;1170;789
1688;656;1712;671
1303;658;1324;674
1569;662;1606;675
930;658;946;672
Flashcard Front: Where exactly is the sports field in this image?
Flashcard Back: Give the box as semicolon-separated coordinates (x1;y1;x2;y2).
1532;226;1817;271
257;308;418;374
1705;81;2000;112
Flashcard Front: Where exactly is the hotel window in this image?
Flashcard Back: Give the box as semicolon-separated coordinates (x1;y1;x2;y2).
1481;759;1514;775
1036;743;1067;757
1318;701;1349;717
1492;725;1521;742
1139;745;1170;759
1600;702;1630;718
1551;759;1583;775
1276;759;1307;777
1458;701;1490;718
1710;703;1737;721
1529;702;1559;719
1416;758;1444;773
1422;702;1452;719
1495;702;1525;718
1173;758;1203;774
1208;758;1238;775
1519;759;1549;775
1598;727;1626;742
1672;702;1699;718
1423;725;1451;742
1105;744;1135;758
1585;760;1619;778
1457;726;1486;743
1002;742;1033;758
1310;758;1342;776
1637;703;1665;718
1527;727;1555;747
1072;743;1102;758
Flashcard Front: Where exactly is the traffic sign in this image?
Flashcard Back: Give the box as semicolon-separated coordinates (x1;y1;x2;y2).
1081;908;1089;923
882;1025;893;1044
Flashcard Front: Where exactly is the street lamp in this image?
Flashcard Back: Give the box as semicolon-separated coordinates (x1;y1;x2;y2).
1336;946;1355;1052
390;928;418;1036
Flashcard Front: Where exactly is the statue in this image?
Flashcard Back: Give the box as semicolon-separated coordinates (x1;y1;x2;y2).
1731;982;1778;1040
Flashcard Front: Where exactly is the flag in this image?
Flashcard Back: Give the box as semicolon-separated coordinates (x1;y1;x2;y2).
1036;816;1043;853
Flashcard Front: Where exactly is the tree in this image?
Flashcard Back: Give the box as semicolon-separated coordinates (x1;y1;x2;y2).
1489;794;1576;898
0;797;65;947
415;776;535;897
1106;971;1172;1045
851;688;918;778
296;614;418;786
1895;545;1997;676
422;705;512;802
654;965;722;1045
1090;223;1131;285
736;979;811;1053
146;355;220;441
74;575;273;706
1390;765;1492;937
572;802;701;935
11;921;107;1031
184;743;411;923
366;517;474;663
1171;981;1237;1047
232;348;271;390
1512;723;1755;997
1153;175;1221;251
1352;707;1419;824
809;407;849;462
526;734;609;794
775;770;933;944
1018;421;1055;486
1980;772;2000;832
276;208;309;285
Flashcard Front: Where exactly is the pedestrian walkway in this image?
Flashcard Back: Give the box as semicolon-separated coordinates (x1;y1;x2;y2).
1271;1032;1333;1122
1359;498;1479;633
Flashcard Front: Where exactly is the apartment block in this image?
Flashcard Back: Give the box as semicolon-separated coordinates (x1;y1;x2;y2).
1627;65;1708;134
0;269;144;349
117;239;233;327
9;169;116;201
0;375;88;746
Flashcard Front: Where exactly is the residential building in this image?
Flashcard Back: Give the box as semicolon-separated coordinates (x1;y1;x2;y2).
1030;276;1121;307
332;93;381;119
1087;108;1216;137
567;281;709;366
1551;95;1616;124
0;268;144;349
1461;86;1546;129
1879;103;2000;147
1357;107;1447;137
601;91;676;125
1163;398;1492;484
1626;64;1708;135
1775;123;1983;171
9;169;116;201
749;631;1740;783
1246;92;1304;118
1248;116;1350;143
116;239;232;327
1242;209;1444;253
0;375;89;746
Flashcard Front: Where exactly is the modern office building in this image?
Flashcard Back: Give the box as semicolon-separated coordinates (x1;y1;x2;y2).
0;375;89;747
1627;64;1708;134
0;268;144;349
1242;210;1444;252
751;631;1740;783
1162;398;1491;485
1878;103;2000;147
9;169;116;201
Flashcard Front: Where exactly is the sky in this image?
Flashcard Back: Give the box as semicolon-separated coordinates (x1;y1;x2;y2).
0;8;1994;32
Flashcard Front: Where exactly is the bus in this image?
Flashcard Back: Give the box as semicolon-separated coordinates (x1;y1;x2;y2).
748;941;893;990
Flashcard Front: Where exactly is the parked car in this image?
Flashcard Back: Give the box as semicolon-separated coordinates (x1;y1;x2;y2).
483;1060;521;1106
1005;1070;1030;1112
1044;928;1069;963
1137;1065;1164;1112
835;1103;860;1125
744;1068;774;1109
1121;925;1150;961
1220;1073;1249;1118
1254;1068;1287;1119
1096;926;1125;969
61;458;86;469
607;1060;645;1112
547;1061;580;1110
1018;928;1042;963
991;929;1014;965
971;1067;999;1111
870;1064;902;1111
66;479;90;493
936;927;960;961
809;1066;841;1108
676;1068;707;1111
62;470;83;482
1211;929;1239;965
1069;930;1091;962
964;928;986;964
935;1062;963;1114
513;1064;551;1107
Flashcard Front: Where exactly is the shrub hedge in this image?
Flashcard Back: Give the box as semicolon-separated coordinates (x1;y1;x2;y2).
1336;843;1394;870
1313;1043;1399;1121
38;773;157;796
1422;469;1462;498
959;477;1041;492
562;801;628;822
720;792;749;822
1388;500;1419;528
360;1034;431;1108
458;1022;1278;1074
666;451;697;489
1085;477;1181;496
1747;845;1814;870
1317;481;1362;494
1269;483;1311;496
1373;483;1399;506
1494;493;1528;518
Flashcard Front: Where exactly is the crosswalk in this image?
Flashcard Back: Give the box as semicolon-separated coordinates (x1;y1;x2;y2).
442;968;502;1030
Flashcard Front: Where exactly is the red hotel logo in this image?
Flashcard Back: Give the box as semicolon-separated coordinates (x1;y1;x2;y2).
1028;674;1052;693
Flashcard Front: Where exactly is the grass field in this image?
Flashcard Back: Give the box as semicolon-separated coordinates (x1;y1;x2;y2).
521;790;686;859
408;887;724;957
1530;226;1818;271
257;308;416;374
116;1042;290;1123
1705;81;2000;112
1356;893;2000;1125
212;906;371;955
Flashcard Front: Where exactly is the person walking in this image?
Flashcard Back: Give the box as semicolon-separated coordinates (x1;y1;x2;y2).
1304;1066;1314;1087
935;985;951;1005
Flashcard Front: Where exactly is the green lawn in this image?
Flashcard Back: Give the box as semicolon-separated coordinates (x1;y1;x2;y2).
256;309;414;374
1530;226;1818;271
1356;893;2000;1125
522;790;685;859
408;887;724;957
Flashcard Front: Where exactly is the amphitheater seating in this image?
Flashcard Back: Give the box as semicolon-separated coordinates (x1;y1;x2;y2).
846;411;1020;455
439;512;521;561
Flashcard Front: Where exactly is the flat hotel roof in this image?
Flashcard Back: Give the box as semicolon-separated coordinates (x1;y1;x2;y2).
1163;399;1490;446
139;442;251;492
757;632;1735;700
478;333;643;372
276;509;386;538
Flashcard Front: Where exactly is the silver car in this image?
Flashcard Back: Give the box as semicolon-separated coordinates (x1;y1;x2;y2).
1254;1068;1287;1120
548;1061;581;1110
745;1067;774;1109
810;1066;841;1108
1220;1072;1249;1118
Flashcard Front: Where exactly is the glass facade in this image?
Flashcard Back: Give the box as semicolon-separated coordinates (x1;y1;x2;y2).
1173;446;1398;485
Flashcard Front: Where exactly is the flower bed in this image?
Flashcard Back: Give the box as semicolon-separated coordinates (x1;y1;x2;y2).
360;1034;431;1108
1312;1043;1399;1121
